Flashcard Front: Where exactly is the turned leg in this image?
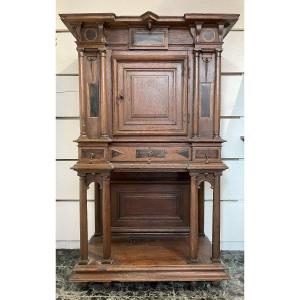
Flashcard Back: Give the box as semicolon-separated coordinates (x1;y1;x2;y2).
198;181;205;236
189;174;199;262
79;174;88;263
102;173;112;263
94;182;102;237
212;174;221;262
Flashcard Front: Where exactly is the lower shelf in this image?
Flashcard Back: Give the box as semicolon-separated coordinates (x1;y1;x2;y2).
70;235;229;282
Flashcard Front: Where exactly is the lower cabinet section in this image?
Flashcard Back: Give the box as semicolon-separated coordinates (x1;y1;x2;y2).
111;176;190;234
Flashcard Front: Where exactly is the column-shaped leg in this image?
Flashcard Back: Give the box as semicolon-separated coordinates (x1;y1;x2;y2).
198;181;205;236
94;182;102;237
212;174;221;262
79;174;88;263
189;174;199;262
102;173;112;263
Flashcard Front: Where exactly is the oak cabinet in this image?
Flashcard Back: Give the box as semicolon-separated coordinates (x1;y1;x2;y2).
60;11;239;283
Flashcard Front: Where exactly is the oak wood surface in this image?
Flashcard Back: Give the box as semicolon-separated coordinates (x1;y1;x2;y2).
60;11;239;283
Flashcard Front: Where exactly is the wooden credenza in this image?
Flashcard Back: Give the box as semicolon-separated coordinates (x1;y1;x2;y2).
60;11;239;283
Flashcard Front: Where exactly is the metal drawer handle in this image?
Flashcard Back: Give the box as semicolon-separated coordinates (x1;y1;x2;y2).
89;152;96;160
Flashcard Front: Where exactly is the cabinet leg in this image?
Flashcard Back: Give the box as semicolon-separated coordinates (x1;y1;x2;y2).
212;174;221;262
94;182;102;237
189;174;199;262
198;181;205;236
102;174;112;263
79;175;88;263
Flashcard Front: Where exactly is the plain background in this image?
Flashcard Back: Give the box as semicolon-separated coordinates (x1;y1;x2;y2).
1;1;300;300
56;0;244;251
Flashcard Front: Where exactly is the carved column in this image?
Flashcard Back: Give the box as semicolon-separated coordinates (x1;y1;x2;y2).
193;50;200;137
78;50;87;138
100;50;108;138
198;181;205;236
79;174;88;263
213;49;222;139
189;173;199;262
94;182;102;237
212;173;221;262
102;173;112;263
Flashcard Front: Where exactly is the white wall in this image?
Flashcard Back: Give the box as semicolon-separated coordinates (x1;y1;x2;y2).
56;0;244;250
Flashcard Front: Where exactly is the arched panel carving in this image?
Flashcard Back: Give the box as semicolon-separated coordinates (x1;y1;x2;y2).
197;173;215;190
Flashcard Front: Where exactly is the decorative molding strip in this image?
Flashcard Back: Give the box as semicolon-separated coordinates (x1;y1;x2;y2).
56;116;243;120
56;72;244;76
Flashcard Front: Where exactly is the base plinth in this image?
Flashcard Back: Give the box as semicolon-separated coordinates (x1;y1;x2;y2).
69;236;229;283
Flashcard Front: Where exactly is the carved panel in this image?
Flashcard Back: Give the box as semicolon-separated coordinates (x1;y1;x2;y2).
111;183;190;232
136;149;167;158
110;146;190;162
112;52;188;136
81;149;104;160
196;173;215;189
195;149;219;159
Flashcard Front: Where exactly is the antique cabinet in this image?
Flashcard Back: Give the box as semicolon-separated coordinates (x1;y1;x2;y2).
60;11;239;283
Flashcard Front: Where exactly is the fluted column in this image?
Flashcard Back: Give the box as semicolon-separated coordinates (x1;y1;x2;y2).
100;50;108;138
78;50;87;137
213;49;222;138
193;50;200;137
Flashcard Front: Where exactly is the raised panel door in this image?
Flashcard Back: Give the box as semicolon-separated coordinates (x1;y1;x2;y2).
112;51;188;136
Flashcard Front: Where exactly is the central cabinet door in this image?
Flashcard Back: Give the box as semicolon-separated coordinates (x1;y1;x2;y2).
112;51;188;136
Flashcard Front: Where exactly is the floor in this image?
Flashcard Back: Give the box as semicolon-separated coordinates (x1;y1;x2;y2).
56;249;244;300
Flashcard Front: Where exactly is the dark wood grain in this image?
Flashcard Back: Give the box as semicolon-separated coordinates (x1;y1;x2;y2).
60;11;238;283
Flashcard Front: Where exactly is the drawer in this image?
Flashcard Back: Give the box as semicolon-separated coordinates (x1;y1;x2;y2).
79;148;106;162
192;147;221;162
110;146;190;162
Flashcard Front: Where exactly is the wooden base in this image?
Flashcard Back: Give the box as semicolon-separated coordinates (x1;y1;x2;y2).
69;235;229;283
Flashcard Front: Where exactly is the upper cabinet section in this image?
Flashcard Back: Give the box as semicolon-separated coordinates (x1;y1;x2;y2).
60;11;239;49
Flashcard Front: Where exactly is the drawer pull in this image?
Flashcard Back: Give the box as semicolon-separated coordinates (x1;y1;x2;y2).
89;152;95;160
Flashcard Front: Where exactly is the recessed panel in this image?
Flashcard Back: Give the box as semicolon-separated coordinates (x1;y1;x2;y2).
89;83;99;117
131;75;169;118
129;28;168;49
112;52;188;136
111;183;190;232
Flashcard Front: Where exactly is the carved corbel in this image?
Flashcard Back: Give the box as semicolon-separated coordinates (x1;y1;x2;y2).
97;23;107;44
218;23;225;43
195;22;203;44
69;22;83;41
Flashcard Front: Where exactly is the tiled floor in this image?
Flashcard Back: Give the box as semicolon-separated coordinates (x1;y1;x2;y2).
56;250;244;300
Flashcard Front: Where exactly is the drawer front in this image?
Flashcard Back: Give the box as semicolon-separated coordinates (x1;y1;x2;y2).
79;148;106;162
110;146;190;162
193;147;221;162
